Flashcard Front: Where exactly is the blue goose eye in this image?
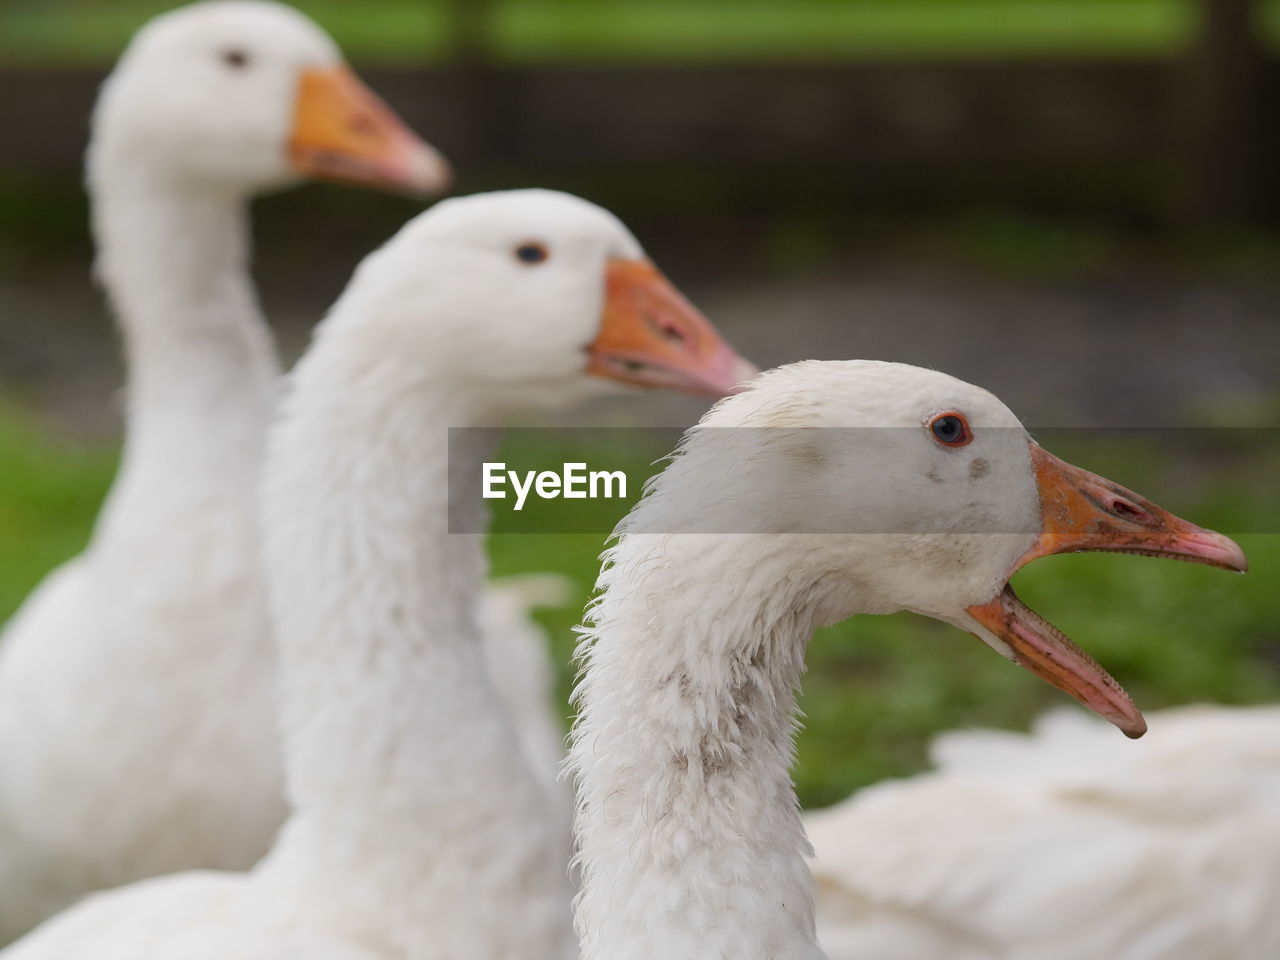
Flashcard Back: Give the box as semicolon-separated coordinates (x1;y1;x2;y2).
514;242;549;265
929;412;972;447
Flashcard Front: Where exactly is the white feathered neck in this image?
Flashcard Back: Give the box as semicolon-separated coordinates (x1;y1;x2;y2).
570;525;836;960
86;146;278;544
256;296;575;958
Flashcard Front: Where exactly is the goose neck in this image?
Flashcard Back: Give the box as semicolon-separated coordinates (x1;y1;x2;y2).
260;355;573;956
88;165;278;517
571;535;828;960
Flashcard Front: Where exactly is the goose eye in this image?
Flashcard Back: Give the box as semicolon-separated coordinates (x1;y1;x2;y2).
929;412;972;447
221;48;250;70
514;242;549;265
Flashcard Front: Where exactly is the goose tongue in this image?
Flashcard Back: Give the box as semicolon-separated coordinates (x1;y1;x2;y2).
966;442;1248;739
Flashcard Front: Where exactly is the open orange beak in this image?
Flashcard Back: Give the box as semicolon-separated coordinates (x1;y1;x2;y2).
586;259;757;398
288;65;451;195
966;443;1247;739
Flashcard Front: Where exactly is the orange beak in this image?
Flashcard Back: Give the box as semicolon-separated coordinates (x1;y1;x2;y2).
1020;445;1247;572
966;442;1247;739
586;259;757;398
288;65;451;195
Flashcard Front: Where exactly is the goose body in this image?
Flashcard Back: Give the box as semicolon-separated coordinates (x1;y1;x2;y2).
2;189;751;959
478;574;579;806
808;704;1280;960
0;2;448;941
567;359;1246;960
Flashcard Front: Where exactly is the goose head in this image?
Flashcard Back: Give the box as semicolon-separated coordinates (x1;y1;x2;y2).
326;189;757;408
90;0;449;195
634;359;1246;737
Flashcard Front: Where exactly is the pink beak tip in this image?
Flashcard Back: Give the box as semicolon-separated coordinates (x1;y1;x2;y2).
402;142;453;196
1191;531;1249;574
726;357;760;394
1119;713;1148;739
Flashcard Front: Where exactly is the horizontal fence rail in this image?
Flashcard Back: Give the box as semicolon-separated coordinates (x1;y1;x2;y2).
1;57;1276;222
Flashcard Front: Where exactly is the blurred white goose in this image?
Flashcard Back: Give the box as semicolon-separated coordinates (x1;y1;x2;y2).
0;1;449;941
2;189;753;959
808;703;1280;960
567;359;1247;960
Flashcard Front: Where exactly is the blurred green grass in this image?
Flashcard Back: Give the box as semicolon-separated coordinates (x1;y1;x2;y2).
0;409;118;619
0;0;1227;67
4;401;1276;809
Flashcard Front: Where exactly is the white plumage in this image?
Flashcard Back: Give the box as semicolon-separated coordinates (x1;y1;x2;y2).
809;705;1280;960
0;1;449;942
478;574;578;811
2;189;749;959
567;359;1246;960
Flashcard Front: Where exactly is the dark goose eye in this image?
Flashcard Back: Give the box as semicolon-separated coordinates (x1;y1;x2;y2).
221;48;251;70
514;242;549;265
929;412;972;447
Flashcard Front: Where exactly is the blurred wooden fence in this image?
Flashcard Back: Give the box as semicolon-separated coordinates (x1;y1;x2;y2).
1;0;1275;226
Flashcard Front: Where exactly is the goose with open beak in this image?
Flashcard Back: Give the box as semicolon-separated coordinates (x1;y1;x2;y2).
966;443;1246;739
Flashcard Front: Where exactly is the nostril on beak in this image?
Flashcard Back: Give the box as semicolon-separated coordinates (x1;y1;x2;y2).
661;323;687;345
642;311;691;348
1110;497;1151;525
349;113;378;137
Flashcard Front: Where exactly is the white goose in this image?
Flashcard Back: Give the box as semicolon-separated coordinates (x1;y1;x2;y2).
0;1;448;941
2;189;752;959
807;703;1280;959
567;359;1247;960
